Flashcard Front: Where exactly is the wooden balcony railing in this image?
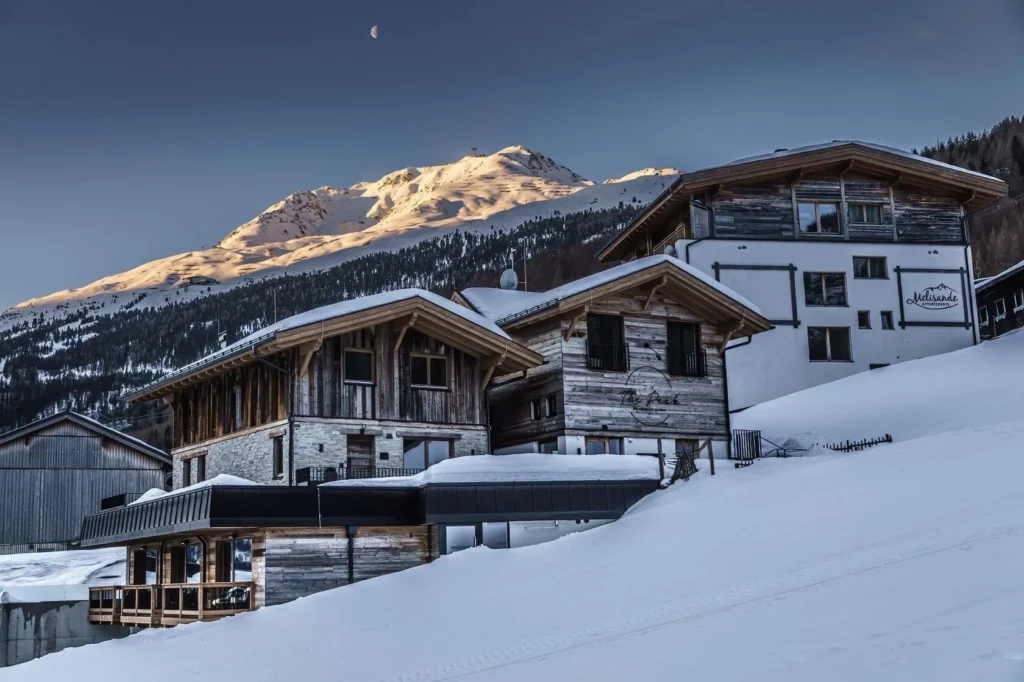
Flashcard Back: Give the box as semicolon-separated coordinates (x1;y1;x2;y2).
88;582;255;627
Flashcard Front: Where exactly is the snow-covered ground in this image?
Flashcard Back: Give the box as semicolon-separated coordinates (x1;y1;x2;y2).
733;328;1024;448
0;549;125;604
1;147;678;332
6;332;1024;680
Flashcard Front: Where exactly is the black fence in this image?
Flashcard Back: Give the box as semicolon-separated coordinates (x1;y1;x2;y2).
731;429;762;461
100;492;147;510
668;349;707;378
586;343;629;372
296;465;424;486
825;434;893;453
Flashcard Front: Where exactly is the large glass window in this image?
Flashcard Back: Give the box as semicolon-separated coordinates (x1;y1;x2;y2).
411;354;447;388
403;438;452;469
804;272;847;306
184;543;202;584
344;349;373;383
808;327;852;362
232;538;253;582
799;202;841;234
585;437;623;455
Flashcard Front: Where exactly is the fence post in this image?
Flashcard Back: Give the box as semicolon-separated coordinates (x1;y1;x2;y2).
708;440;715;476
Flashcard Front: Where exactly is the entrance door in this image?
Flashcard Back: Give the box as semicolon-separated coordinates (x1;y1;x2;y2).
347;436;374;475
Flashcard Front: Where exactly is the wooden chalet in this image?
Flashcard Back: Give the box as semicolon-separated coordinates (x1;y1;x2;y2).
456;255;772;459
976;260;1024;339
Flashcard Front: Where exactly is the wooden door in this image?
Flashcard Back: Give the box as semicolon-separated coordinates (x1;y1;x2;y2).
347;436;374;471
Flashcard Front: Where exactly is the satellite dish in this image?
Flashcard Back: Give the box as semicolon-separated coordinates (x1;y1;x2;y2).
664;244;676;257
370;25;378;39
499;269;519;291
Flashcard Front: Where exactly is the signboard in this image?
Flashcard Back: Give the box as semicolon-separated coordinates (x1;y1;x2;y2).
619;366;683;427
896;267;969;327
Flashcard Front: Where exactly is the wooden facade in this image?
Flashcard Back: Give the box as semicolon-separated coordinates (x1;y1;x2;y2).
598;141;1007;263
0;413;169;554
489;288;732;450
92;524;437;626
976;262;1024;340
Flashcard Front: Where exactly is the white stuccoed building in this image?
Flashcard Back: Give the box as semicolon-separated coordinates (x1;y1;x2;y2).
598;141;1008;410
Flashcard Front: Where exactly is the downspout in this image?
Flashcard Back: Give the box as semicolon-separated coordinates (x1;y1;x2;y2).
252;349;294;485
720;335;754;459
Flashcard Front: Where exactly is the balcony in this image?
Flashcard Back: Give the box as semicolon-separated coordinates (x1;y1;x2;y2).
668;349;707;378
296;465;424;486
88;582;255;627
586;343;629;372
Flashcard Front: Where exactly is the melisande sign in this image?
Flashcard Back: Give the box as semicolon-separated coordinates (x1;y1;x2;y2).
906;283;959;310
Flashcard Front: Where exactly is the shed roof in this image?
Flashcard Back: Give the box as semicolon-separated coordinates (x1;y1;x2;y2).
0;411;170;466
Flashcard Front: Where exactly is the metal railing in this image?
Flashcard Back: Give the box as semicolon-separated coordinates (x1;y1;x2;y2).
668;349;707;378
586;343;629;372
296;465;424;486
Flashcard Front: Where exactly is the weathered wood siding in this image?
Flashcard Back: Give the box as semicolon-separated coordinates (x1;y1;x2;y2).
263;526;435;607
561;292;728;438
172;355;288;449
489;320;565;448
706;170;965;244
0;421;166;553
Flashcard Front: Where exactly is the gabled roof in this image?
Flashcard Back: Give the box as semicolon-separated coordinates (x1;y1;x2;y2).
598;140;1009;262
459;255;772;337
0;411;171;465
127;288;543;403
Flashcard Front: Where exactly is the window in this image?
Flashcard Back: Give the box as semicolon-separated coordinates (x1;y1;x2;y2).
857;311;871;329
807;327;852;362
880;311;894;330
181;458;191;488
131;548;159;585
804;272;847;306
184;543;202;584
1014;290;1024;312
272;435;284;479
798;202;841;234
869;363;890;370
667;321;705;377
195;455;206;484
585;437;623;455
403;438;452;469
979;306;989;327
991;296;1007;319
217;538;253;583
538;438;559;454
546;394;558;418
344;349;373;383
411;354;448;388
848;203;884;224
586;314;627;371
531;398;542;421
852;256;887;279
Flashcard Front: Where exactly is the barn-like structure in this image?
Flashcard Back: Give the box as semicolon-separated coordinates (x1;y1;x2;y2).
0;412;170;555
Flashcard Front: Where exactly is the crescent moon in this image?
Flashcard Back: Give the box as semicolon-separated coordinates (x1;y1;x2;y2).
370;25;378;39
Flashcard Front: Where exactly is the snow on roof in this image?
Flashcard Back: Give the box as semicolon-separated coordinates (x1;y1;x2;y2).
324;454;661;488
975;259;1024;292
129;474;259;505
721;140;1002;182
0;549;126;598
460;254;761;324
136;289;513;397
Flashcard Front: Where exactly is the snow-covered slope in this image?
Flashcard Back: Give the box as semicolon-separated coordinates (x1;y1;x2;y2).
8;333;1024;681
1;147;678;331
733;329;1024;448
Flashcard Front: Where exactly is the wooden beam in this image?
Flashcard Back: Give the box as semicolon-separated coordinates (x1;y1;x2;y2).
480;365;497;390
718;313;747;354
887;173;904;189
563;305;590;341
392;312;419;352
642;276;668;313
298;339;321;378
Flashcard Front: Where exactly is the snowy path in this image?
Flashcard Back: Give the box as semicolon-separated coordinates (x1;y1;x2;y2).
6;426;1024;681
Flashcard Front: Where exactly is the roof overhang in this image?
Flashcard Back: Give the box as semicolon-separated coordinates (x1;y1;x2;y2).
598;142;1009;262
500;260;773;338
127;296;543;403
79;480;660;547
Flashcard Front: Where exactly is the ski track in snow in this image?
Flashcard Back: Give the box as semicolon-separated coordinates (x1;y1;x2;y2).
376;506;1024;682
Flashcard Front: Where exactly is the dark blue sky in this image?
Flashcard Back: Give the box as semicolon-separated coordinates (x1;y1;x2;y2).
1;0;1022;310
